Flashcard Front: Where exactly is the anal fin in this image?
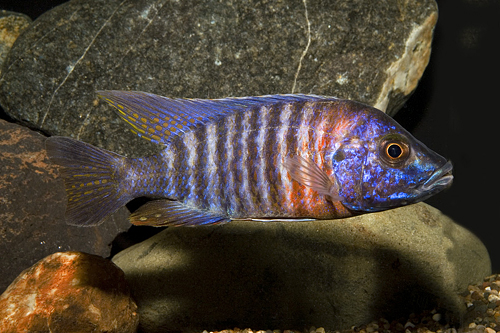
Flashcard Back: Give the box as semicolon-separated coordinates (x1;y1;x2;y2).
130;199;229;227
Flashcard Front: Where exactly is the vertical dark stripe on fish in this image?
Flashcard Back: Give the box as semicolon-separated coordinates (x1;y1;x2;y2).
216;117;228;215
157;154;168;196
157;150;169;197
145;155;158;195
242;106;257;215
192;126;205;208
227;111;242;216
264;103;283;215
169;144;181;199
175;133;190;200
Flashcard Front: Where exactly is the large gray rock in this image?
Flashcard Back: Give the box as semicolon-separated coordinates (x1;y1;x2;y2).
0;0;437;157
112;203;491;332
0;119;131;294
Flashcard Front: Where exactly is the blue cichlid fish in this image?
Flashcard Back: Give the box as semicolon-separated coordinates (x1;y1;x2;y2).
46;91;453;227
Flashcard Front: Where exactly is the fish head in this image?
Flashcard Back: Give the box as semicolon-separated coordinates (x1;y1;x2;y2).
332;112;453;212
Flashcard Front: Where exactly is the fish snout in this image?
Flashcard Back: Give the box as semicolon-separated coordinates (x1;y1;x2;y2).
420;160;453;192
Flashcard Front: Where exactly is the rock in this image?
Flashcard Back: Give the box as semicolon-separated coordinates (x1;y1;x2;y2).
0;251;138;332
0;10;31;74
0;119;131;293
112;203;490;332
0;0;437;157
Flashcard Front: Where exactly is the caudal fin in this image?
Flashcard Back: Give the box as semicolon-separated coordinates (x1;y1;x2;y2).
46;136;132;226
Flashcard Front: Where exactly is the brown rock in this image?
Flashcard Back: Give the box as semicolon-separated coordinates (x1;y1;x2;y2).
0;119;131;293
0;251;138;333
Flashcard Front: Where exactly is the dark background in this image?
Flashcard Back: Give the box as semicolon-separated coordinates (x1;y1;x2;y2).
1;0;499;271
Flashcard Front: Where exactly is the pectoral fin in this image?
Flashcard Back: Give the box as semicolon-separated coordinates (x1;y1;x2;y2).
283;155;343;202
130;199;230;227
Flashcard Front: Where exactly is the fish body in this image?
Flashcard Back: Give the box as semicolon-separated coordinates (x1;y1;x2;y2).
46;91;453;227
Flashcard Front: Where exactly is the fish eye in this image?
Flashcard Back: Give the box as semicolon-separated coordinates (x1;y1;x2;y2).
387;143;403;159
379;135;410;167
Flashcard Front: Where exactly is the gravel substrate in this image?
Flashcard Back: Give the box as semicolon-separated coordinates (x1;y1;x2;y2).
201;274;500;333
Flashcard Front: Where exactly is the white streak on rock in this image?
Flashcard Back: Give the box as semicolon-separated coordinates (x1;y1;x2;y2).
291;0;311;94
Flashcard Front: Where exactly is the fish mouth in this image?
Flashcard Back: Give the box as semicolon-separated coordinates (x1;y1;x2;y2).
420;160;454;192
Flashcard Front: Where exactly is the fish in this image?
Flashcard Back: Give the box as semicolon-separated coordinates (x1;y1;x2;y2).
45;91;453;227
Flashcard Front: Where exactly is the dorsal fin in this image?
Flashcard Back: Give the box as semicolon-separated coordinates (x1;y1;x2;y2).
97;90;335;145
